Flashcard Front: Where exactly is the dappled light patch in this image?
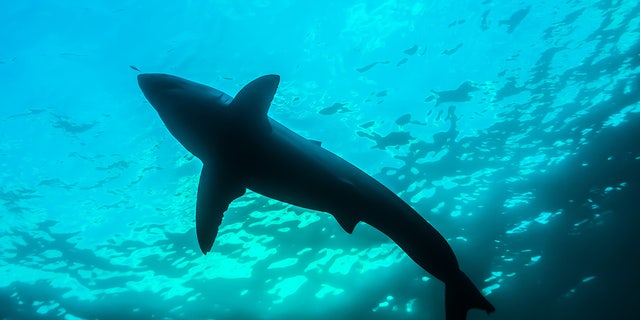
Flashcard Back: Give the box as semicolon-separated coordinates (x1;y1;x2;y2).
1;1;639;319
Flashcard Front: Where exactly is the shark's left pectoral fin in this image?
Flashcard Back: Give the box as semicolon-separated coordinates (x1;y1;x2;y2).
230;74;280;133
196;163;246;255
333;211;360;234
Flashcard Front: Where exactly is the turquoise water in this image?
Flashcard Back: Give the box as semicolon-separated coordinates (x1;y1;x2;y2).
1;1;639;319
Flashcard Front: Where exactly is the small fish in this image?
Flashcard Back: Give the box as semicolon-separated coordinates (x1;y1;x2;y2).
403;45;418;55
7;108;47;119
395;114;412;126
441;43;464;56
319;103;349;115
356;62;379;73
356;61;390;73
499;6;531;33
130;65;141;72
481;10;490;31
359;121;376;129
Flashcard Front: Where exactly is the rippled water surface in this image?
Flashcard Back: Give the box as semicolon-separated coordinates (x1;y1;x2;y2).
1;1;639;319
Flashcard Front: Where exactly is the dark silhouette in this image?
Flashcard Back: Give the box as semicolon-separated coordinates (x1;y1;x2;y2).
137;73;496;319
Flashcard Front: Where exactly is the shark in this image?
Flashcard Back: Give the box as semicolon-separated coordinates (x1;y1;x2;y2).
137;73;495;320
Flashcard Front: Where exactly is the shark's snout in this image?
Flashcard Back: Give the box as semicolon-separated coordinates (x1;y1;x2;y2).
136;73;151;87
138;73;172;94
137;73;187;108
137;73;158;97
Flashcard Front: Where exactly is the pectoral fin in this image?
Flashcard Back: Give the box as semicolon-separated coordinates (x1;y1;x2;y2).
333;211;360;234
196;163;245;254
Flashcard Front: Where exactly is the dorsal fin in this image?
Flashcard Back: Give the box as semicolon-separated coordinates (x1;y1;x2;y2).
230;74;280;133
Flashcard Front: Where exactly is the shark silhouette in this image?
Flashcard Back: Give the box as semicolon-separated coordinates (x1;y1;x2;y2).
137;73;495;320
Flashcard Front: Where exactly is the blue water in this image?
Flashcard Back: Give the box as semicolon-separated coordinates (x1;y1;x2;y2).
1;1;639;319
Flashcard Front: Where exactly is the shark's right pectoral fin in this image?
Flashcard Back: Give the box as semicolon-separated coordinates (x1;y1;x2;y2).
196;163;245;255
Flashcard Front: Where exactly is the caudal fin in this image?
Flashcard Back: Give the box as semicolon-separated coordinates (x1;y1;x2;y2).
445;270;495;320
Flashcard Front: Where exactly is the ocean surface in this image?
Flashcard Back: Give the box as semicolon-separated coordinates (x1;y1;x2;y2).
1;1;639;319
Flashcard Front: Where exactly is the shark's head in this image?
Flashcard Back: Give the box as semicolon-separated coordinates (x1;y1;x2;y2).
137;73;280;160
137;73;233;113
137;73;234;159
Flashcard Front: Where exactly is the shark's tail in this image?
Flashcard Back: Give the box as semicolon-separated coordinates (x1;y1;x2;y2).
445;270;495;320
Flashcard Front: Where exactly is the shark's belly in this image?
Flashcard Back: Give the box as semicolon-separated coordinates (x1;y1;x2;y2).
242;142;366;213
237;121;403;220
239;133;419;237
